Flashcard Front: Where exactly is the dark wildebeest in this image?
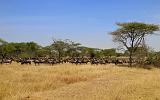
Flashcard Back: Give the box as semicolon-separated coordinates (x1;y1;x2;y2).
114;59;123;65
21;59;32;65
90;58;99;65
33;59;41;66
0;59;3;64
2;59;13;64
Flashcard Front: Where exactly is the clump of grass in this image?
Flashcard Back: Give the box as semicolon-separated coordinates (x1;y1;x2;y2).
60;75;88;84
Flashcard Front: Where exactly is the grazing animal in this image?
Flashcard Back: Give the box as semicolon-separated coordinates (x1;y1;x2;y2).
91;58;99;65
33;59;40;66
99;59;106;65
0;59;3;64
114;59;123;65
21;59;31;65
2;59;13;64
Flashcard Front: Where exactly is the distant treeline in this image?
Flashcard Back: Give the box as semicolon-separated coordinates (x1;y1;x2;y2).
0;38;120;59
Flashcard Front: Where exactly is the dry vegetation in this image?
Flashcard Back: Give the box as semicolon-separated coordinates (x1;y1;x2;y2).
0;62;160;100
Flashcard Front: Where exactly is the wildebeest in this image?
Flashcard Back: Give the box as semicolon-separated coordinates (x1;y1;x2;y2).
0;59;13;64
47;59;57;65
0;59;3;64
90;58;99;65
33;59;41;66
20;59;32;65
114;59;123;65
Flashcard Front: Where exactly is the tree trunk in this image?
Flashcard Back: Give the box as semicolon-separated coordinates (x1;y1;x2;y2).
58;50;61;63
129;51;133;67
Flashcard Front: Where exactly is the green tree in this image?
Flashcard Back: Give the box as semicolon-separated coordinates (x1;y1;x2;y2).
26;42;40;57
0;38;8;45
35;46;55;58
66;41;81;57
0;42;40;59
0;43;16;58
102;48;116;57
110;22;159;66
51;39;70;62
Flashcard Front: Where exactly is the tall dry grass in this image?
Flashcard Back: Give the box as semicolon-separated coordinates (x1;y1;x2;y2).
0;62;160;100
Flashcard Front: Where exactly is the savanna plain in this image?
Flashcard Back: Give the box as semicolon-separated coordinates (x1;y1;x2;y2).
0;62;160;100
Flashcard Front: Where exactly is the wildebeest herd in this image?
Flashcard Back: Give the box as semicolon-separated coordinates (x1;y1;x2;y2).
0;57;130;66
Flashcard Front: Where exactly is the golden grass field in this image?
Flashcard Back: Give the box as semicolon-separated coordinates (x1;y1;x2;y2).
0;62;160;100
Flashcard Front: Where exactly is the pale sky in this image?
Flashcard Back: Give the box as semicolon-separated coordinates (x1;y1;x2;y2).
0;0;160;50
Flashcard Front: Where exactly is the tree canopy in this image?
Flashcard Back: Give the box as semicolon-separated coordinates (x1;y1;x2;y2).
110;22;160;66
0;38;8;45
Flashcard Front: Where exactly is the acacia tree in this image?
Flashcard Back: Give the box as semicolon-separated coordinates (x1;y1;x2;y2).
110;22;159;66
66;41;81;57
52;38;81;60
52;39;71;62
